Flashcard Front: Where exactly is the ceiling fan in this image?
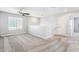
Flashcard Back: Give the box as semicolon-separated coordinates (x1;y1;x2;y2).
18;9;30;16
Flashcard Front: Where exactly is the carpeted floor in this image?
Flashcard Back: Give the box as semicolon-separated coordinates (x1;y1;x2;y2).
0;34;65;52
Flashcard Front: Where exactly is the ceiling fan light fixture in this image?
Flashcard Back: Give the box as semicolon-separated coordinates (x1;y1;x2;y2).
18;9;30;16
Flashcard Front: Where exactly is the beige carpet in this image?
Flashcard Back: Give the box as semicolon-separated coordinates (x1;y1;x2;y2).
67;37;79;52
0;34;65;52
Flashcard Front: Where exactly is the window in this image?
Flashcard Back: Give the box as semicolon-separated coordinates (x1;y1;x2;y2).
16;18;23;29
8;17;23;30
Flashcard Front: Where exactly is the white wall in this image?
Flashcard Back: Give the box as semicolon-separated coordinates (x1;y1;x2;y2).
56;14;69;35
0;12;28;36
40;16;57;38
28;16;57;39
56;12;79;37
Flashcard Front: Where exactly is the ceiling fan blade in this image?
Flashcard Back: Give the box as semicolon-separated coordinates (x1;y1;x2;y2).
24;13;30;15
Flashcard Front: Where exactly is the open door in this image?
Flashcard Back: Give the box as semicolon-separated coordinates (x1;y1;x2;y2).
70;17;79;37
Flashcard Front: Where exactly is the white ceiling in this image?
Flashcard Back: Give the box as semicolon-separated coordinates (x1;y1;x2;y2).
0;7;79;17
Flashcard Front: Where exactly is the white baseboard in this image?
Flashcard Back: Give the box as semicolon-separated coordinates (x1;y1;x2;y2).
28;33;53;39
1;32;53;39
1;32;26;37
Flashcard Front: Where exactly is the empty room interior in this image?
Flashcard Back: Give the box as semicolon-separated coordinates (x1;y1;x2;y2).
0;7;79;52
